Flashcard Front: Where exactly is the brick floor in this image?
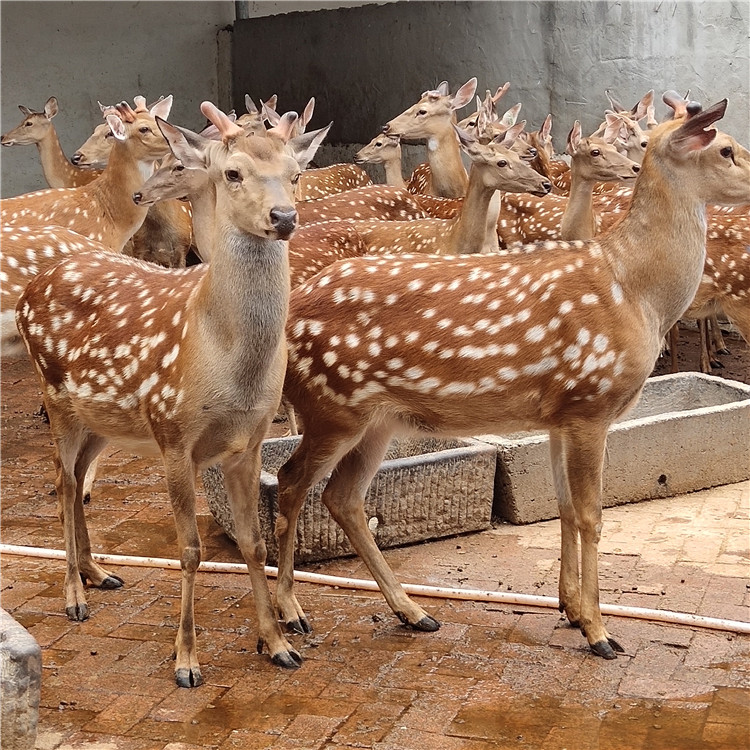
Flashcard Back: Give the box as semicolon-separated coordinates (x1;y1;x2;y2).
2;353;749;750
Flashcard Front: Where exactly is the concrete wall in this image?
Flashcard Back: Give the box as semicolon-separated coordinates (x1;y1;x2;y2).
233;0;749;170
0;1;235;198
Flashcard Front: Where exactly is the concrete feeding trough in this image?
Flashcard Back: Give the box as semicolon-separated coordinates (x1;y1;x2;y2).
203;436;496;564
477;373;750;524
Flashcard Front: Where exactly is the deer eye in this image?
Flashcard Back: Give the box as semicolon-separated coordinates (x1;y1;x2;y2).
104;131;114;139
225;169;242;182
591;149;601;157
417;109;427;116
291;173;301;185
641;141;648;148
497;159;508;168
375;141;383;147
139;126;151;134
720;146;734;158
25;121;33;127
173;165;185;172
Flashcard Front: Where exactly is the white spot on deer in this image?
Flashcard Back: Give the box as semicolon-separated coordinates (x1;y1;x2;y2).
593;334;609;353
610;282;624;305
323;351;337;367
368;342;381;357
384;335;398;348
161;344;180;368
525;325;546;343
497;367;519;381
523;356;559;376
577;328;591;347
581;293;599;305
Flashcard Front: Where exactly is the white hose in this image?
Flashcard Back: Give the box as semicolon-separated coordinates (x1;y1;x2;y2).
2;543;748;635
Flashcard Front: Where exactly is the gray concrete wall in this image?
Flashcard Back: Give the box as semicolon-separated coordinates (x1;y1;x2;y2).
0;1;235;198
233;0;749;167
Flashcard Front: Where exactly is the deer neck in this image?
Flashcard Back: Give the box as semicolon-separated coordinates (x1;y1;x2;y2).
426;128;468;198
604;164;707;339
445;166;499;254
383;156;406;189
35;126;79;189
559;167;597;241
93;141;155;251
192;221;290;407
187;183;218;262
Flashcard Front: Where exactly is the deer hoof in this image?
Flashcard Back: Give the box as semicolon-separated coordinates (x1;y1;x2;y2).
396;611;441;631
83;492;91;505
66;603;89;621
272;649;303;669
100;575;124;589
285;617;312;635
175;667;203;688
590;637;623;660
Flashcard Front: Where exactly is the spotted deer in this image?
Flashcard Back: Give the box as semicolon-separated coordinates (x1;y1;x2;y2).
273;93;750;661
1;97;102;188
2;97;173;255
326;124;551;257
355;133;405;189
237;93;279;135
16;102;306;688
384;78;478;198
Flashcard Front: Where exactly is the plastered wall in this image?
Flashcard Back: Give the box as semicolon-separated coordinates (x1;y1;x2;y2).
233;0;749;169
0;1;235;198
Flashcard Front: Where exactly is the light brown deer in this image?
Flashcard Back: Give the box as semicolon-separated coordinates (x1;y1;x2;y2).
236;93;278;135
327;124;551;257
16;102;305;688
2;97;173;254
273;93;750;660
1;97;102;188
384;78;478;198
354;133;405;188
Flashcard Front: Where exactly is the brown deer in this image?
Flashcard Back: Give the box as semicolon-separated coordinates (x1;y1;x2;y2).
272;92;750;661
236;93;279;135
354;133;406;188
1;97;102;188
384;78;478;198
2;97;173;254
16;102;306;687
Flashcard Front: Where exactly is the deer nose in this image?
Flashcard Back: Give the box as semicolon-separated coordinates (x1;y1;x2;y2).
528;147;537;158
381;123;392;134
132;192;143;205
71;152;83;165
270;207;297;239
542;181;552;193
632;164;641;174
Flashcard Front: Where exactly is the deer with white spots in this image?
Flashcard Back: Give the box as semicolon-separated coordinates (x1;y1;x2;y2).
273;92;750;660
1;97;102;188
315;123;551;257
355;133;406;189
2;97;173;254
16;102;306;688
384;78;478;198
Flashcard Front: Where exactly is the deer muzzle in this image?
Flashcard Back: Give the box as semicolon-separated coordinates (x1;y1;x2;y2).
270;207;298;240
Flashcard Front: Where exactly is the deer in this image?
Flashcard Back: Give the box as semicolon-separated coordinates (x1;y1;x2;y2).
326;124;551;257
15;101;307;688
1;97;102;188
354;133;406;189
271;92;750;662
2;97;173;254
383;78;478;198
236;93;279;135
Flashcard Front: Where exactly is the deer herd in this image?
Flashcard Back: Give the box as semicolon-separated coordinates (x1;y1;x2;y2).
1;76;749;688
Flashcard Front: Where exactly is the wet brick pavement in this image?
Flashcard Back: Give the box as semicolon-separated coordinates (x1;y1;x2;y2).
2;353;749;749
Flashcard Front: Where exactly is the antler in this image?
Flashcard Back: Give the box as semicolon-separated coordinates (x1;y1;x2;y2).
200;101;244;142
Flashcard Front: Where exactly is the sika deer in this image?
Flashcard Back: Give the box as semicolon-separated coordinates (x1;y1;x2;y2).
16;102;305;687
274;93;750;660
2;97;173;254
1;97;102;188
355;133;406;188
384;78;478;198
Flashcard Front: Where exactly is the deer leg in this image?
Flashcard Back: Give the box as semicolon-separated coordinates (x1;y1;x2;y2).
82;453;100;504
563;424;623;659
698;318;719;372
221;438;302;670
275;426;367;633
73;434;123;589
47;410;90;622
667;323;679;374
550;429;581;627
320;424;440;632
710;313;730;355
163;452;203;688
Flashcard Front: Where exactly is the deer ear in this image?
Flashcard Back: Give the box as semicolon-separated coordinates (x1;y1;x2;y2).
540;113;553;142
451;78;478;111
566;121;582;154
18;105;33;117
268;111;299;144
454;124;482;156
156;118;210;169
287;121;332;169
149;95;173;121
105;114;128;142
501;103;522;127
602;113;625;144
633;90;654;120
263;102;281;126
44;97;59;119
301;97;315;128
500;121;525;148
244;94;258;114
